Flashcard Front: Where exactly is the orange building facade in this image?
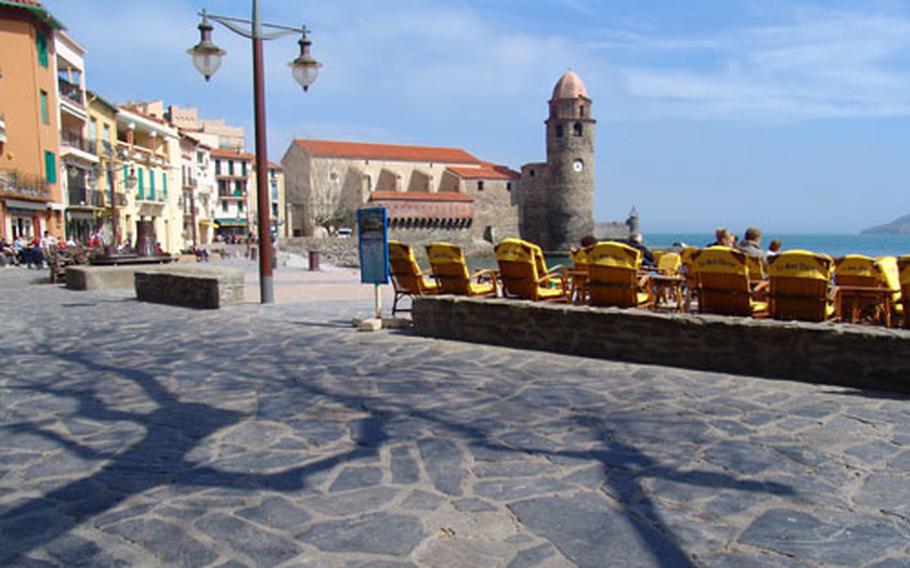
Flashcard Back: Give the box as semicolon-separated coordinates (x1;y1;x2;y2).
0;2;64;240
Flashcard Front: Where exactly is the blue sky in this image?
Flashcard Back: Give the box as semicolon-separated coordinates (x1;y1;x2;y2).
43;0;910;233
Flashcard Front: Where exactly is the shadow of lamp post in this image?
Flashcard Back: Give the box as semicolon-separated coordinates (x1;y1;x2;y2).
188;1;322;303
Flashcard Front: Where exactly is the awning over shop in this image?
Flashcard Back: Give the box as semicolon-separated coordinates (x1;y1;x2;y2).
4;199;47;212
66;210;95;220
199;219;215;226
214;218;247;227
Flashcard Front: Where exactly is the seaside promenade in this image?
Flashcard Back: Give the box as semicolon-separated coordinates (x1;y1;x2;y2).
1;260;909;567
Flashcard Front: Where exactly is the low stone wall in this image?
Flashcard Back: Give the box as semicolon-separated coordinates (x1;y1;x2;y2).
134;267;245;309
281;237;359;268
413;296;910;394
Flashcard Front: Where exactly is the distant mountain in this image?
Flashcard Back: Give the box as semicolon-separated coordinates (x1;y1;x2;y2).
862;214;910;235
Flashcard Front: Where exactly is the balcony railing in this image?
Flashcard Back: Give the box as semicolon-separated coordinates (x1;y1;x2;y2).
61;132;96;155
183;176;198;189
0;170;51;200
58;79;84;107
68;186;104;208
116;141;167;165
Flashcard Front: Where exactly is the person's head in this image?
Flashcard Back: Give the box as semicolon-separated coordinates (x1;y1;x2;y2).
744;226;762;244
580;235;597;248
630;233;644;245
43;231;49;237
768;239;782;252
714;227;733;246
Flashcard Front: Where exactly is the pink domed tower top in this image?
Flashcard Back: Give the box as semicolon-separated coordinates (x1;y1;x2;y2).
551;69;589;101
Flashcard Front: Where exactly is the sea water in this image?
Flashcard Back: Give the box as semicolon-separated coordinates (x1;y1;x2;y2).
646;233;910;259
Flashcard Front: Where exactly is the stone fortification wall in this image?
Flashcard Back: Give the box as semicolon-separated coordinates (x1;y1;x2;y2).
462;179;520;243
413;296;910;394
280;234;497;268
517;163;549;247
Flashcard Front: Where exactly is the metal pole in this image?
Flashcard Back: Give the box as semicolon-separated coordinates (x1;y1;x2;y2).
251;0;273;303
374;284;382;319
109;158;119;246
190;181;198;247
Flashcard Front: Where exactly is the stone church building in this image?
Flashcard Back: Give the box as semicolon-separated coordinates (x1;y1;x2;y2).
282;140;520;244
282;70;602;251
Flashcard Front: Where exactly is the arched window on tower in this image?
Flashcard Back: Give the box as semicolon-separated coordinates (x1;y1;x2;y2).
555;124;564;138
579;105;586;117
573;122;583;136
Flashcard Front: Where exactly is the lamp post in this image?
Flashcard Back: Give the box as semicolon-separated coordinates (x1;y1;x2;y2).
188;1;321;304
106;154;136;253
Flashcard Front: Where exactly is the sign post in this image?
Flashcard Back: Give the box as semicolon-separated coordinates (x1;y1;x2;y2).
357;207;389;323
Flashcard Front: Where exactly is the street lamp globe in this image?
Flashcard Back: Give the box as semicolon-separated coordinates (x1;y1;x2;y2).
289;32;322;91
188;14;226;81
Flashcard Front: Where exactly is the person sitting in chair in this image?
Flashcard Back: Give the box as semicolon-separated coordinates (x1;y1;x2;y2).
621;233;655;268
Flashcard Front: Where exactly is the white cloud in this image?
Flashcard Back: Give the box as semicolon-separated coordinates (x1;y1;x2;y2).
594;8;910;120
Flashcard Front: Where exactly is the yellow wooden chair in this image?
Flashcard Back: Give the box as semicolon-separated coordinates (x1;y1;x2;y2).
767;250;837;322
745;255;766;283
586;241;652;308
657;252;682;276
898;255;910;329
568;245;594;304
494;238;568;301
650;251;683;310
679;247;701;312
694;246;768;317
388;241;439;315
426;242;497;297
834;255;899;326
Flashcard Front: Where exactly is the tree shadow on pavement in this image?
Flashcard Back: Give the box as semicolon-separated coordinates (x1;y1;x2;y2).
0;332;792;567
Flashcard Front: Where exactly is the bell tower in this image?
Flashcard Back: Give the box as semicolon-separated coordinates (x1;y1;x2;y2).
545;70;595;251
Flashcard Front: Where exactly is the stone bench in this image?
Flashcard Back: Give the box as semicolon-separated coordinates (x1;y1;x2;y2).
413;295;910;394
134;267;245;309
66;265;168;291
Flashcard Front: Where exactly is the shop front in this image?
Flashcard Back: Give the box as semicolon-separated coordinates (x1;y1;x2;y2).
3;199;48;241
215;218;248;241
65;209;98;245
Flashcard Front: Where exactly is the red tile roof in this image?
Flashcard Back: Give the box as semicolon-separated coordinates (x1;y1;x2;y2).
1;0;65;29
211;148;254;161
294;139;481;164
370;191;474;203
448;164;520;181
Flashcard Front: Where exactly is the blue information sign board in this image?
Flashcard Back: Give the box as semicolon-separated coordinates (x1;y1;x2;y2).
357;207;389;285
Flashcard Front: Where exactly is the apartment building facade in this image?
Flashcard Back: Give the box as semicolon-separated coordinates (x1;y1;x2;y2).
211;148;285;240
179;134;217;247
0;1;65;240
114;106;181;253
56;30;100;243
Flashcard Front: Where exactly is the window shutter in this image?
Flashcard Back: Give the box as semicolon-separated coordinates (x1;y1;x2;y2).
44;151;56;183
36;32;48;68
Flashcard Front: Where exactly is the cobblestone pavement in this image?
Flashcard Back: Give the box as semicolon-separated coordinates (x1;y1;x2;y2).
1;268;909;567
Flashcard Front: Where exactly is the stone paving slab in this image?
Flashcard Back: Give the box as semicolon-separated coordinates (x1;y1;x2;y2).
0;268;909;567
